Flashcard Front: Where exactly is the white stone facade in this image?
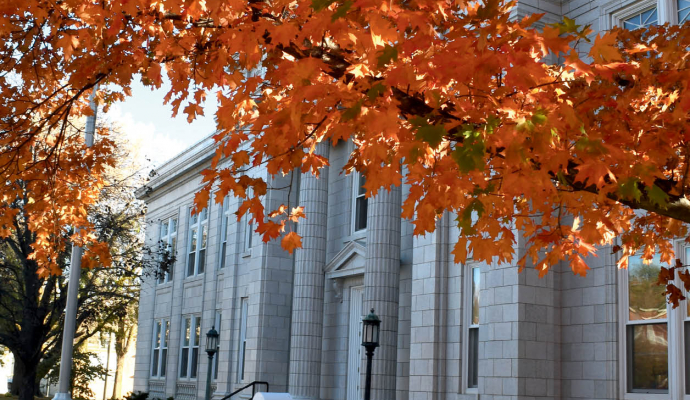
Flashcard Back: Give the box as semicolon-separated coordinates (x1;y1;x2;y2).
133;3;690;397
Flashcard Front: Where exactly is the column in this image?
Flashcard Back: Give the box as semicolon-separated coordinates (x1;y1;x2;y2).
364;185;402;400
289;143;330;400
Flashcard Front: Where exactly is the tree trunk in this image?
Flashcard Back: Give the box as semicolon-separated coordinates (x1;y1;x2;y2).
12;354;38;400
10;355;24;396
111;355;124;400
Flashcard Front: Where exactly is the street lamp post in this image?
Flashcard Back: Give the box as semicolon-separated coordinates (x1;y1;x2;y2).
361;309;380;400
205;326;220;400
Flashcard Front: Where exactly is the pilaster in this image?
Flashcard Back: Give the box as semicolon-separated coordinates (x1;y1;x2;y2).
408;215;450;400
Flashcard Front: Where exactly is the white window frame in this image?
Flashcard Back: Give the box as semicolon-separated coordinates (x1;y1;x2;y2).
158;217;177;284
244;215;253;252
351;171;367;234
461;263;480;393
219;197;232;270
617;247;681;400
237;297;249;383
213;311;222;380
241;188;254;254
602;0;685;31
150;319;169;377
179;315;201;379
186;206;208;277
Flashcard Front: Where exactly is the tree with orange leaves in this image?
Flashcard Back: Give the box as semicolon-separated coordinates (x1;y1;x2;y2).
2;0;690;320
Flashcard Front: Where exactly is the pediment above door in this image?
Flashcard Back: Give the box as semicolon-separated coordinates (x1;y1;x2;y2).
324;240;366;280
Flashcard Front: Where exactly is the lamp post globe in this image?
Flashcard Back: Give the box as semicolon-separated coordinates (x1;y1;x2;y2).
361;309;380;400
205;326;219;400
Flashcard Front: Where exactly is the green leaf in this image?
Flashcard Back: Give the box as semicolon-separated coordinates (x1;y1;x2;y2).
331;0;352;21
377;44;398;68
457;199;485;235
341;101;362;121
416;125;446;148
646;184;669;208
366;83;386;100
451;130;486;173
311;0;336;11
618;178;642;202
531;110;547;125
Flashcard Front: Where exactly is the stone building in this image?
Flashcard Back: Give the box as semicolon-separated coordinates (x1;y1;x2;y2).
132;2;690;399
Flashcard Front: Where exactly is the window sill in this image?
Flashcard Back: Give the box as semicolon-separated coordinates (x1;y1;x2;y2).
241;250;251;259
623;393;670;400
156;281;173;289
184;274;204;283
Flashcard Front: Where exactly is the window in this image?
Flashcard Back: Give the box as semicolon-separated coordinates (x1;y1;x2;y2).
352;172;367;232
158;217;177;284
213;311;222;380
187;207;208;277
464;265;480;390
219;198;232;269
238;297;248;382
623;254;669;393
151;319;169;377
179;315;201;378
609;0;688;29
623;7;658;29
680;0;690;23
244;216;253;252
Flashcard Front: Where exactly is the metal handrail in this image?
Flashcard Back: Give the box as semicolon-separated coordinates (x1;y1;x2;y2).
220;381;269;400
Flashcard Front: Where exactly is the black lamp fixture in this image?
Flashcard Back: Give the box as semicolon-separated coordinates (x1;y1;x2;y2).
361;308;381;400
205;326;220;400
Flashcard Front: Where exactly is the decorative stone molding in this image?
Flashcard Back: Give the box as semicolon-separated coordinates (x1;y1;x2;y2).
324;240;366;279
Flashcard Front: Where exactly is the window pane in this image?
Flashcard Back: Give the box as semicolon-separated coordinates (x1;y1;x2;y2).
155;322;161;347
190;228;198;251
624;8;658;29
184;318;191;346
190;211;198;225
245;222;253;249
152;349;159;376
194;316;201;346
355;197;368;231
628;255;667;321
471;267;480;325
161;222;168;237
627;323;668;391
220;242;227;270
468;328;479;388
180;348;189;378
161;349;167;377
170;218;177;233
680;0;690;23
199;249;206;274
201;225;208;249
163;321;169;347
191;347;199;378
358;174;366;196
200;208;207;221
187;253;195;277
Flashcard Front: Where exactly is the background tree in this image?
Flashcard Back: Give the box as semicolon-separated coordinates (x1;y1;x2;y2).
46;346;109;400
0;121;160;400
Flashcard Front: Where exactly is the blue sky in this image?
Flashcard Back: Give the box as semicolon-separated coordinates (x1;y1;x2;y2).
103;78;219;168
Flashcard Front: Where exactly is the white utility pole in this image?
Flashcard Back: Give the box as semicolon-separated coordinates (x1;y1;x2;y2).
53;87;98;400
